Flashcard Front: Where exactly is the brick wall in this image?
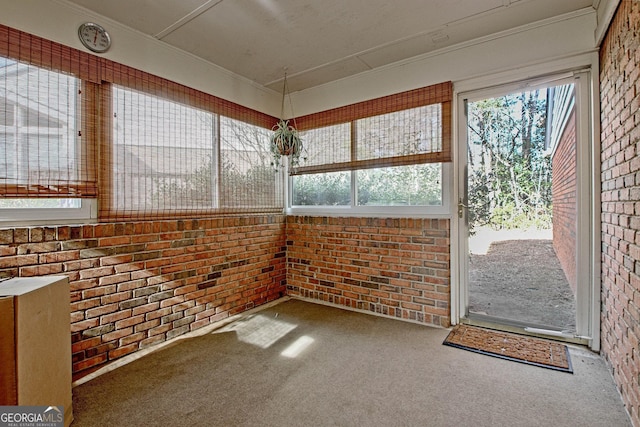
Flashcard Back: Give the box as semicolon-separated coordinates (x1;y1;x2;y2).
286;216;450;327
551;110;577;294
0;215;286;379
600;1;640;425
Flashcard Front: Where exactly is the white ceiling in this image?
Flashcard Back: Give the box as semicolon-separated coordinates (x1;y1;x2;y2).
66;0;596;93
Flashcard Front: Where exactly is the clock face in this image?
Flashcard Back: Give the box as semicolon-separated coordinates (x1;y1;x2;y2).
78;23;111;53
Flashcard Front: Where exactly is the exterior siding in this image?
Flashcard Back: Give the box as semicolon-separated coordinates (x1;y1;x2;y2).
552;110;577;294
600;1;640;425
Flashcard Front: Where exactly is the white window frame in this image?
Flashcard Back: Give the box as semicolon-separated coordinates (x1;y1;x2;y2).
286;163;452;218
0;199;97;226
0;57;95;226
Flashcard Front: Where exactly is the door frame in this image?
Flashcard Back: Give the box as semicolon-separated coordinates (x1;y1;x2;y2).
450;62;601;351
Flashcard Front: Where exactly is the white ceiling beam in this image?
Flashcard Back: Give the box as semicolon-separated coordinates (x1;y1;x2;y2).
154;0;224;40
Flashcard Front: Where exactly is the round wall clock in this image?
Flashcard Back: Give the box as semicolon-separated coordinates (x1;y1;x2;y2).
78;22;111;53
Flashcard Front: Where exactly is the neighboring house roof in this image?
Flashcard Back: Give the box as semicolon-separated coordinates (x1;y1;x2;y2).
0;61;76;129
113;145;214;177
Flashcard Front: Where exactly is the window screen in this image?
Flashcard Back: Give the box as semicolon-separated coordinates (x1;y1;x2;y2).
292;82;452;175
0;57;95;198
104;85;283;220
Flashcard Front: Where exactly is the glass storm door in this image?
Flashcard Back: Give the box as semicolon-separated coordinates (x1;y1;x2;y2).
458;75;590;337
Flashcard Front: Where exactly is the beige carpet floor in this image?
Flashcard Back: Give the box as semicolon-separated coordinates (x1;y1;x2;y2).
72;298;631;426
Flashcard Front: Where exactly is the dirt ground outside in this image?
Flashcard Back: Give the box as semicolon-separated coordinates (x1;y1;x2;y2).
468;227;576;332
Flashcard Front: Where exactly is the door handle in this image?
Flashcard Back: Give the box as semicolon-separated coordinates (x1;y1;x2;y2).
458;198;468;219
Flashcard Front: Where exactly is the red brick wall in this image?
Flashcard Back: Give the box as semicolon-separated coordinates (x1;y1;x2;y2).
0;215;286;379
551;110;577;295
286;216;450;327
600;1;640;425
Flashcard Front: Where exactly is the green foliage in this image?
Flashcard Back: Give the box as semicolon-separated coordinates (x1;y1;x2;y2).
292;172;350;205
152;156;279;209
270;119;304;169
220;160;278;207
467;90;552;231
151;117;280;210
291;164;442;207
151;155;214;208
357;164;442;206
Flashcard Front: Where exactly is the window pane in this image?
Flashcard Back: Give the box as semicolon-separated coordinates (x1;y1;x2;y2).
0;57;81;191
219;117;283;208
112;86;217;213
356;104;441;160
0;198;81;208
292;171;351;206
357;164;442;206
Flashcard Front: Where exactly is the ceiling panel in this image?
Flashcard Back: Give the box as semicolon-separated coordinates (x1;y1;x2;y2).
265;57;372;93
68;0;211;35
159;0;507;85
66;0;595;92
357;0;593;69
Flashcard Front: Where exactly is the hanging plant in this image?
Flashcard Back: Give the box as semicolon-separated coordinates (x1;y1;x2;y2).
270;118;303;168
270;72;304;170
